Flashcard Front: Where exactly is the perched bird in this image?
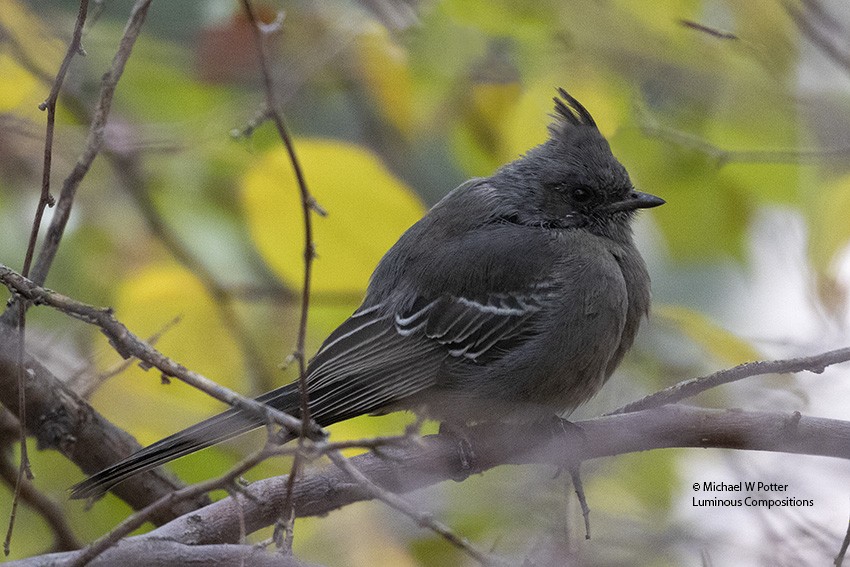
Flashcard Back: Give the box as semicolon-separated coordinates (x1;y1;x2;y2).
71;88;663;499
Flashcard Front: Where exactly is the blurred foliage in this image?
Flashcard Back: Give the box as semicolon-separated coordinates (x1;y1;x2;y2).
654;304;762;365
1;0;849;564
242;138;426;294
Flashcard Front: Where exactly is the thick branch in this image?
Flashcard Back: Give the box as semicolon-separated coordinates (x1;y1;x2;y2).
141;406;850;545
7;540;317;567
9;405;847;566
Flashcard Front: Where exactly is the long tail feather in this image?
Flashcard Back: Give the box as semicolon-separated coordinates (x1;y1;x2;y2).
70;383;302;499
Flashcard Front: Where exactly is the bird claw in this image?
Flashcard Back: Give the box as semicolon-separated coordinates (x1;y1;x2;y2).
548;416;586;442
438;422;480;481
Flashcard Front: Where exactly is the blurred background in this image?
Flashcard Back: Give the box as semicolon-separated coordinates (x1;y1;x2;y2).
2;0;850;564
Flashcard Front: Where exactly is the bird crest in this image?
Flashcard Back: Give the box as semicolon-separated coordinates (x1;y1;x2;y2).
548;87;599;138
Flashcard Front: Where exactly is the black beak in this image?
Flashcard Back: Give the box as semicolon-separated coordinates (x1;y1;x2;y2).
607;190;665;213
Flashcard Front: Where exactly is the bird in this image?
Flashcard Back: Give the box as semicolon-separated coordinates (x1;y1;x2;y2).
71;88;664;500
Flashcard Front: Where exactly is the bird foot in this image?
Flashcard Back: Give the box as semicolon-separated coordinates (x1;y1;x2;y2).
438;422;481;481
547;416;585;442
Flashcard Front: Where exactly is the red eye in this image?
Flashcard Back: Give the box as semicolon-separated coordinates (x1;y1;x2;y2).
572;187;592;203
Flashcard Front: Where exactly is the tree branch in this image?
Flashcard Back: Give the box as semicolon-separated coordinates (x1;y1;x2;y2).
9;405;850;566
152;406;850;544
0;324;209;523
638;114;850;167
2;0;154;315
0;263;307;436
611;346;850;414
0;415;81;552
7;540;317;567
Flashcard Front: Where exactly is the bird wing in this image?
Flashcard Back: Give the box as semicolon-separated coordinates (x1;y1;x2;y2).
398;280;560;361
69;282;557;500
299;280;558;424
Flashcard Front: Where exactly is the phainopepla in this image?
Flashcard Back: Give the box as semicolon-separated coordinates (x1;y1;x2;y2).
71;88;664;499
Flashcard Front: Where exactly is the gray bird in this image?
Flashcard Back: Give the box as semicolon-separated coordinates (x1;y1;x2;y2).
71;88;663;499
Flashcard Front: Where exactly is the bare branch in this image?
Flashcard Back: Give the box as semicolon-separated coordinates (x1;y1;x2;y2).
610;346;850;414
10;540;317;567
27;0;89;275
784;0;850;76
68;316;181;398
238;0;322;548
0;416;81;552
324;448;498;565
7;1;89;555
19;0;153;292
106;407;850;547
0;264;308;436
679;19;738;40
0;324;209;522
638;113;850;167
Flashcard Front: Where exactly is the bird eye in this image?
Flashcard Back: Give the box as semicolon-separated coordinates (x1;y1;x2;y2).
571;187;592;203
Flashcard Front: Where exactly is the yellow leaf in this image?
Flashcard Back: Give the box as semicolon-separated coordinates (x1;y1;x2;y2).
452;81;523;176
0;0;63;114
655;304;761;365
453;78;627;177
809;172;850;275
356;25;415;137
242;139;426;295
91;263;244;444
0;55;39;112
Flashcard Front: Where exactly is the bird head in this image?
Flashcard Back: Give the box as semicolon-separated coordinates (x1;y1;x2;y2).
489;88;664;237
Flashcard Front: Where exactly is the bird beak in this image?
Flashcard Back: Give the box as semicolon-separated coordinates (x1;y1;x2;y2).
606;190;665;213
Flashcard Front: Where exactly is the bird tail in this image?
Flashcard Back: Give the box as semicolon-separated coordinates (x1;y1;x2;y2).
69;383;302;500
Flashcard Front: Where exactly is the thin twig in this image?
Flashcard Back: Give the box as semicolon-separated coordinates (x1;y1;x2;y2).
0;442;82;552
68;441;286;567
800;0;843;33
1;0;154;333
23;63;280;396
5;0;90;557
28;0;90;274
68;316;181;398
323;448;501;566
3;314;29;558
25;0;153;290
784;0;850;76
238;0;321;550
638;115;850;167
679;19;738;40
275;450;302;552
609;346;850;414
568;466;590;540
0;263;309;437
